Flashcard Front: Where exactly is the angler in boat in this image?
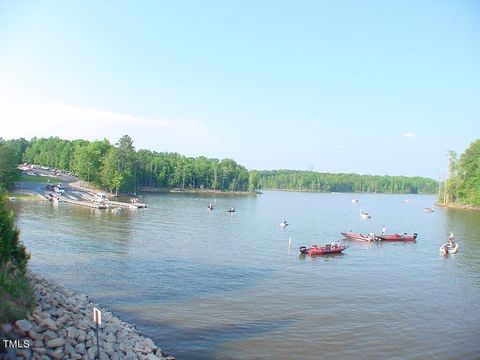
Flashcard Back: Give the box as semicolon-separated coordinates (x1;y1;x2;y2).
280;220;288;228
299;243;348;256
359;210;371;219
440;232;459;255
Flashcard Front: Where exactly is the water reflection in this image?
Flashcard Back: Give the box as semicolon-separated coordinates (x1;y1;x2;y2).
445;208;480;287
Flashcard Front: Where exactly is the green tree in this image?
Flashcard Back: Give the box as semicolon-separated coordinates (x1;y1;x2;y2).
248;171;259;192
0;141;21;191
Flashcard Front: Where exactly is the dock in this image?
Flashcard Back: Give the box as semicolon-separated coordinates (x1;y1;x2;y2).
56;197;147;209
59;198;109;209
107;200;148;209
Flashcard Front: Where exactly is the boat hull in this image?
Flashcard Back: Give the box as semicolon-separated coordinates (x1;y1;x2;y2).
300;245;348;256
377;233;417;242
440;243;458;255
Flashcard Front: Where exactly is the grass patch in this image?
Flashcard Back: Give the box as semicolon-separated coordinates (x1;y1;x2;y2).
20;174;60;184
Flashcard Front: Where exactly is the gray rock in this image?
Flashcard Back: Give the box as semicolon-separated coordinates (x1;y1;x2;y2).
75;342;87;355
50;348;64;359
33;340;44;348
111;353;122;360
125;350;137;360
103;341;114;355
31;312;44;324
77;320;91;331
66;326;77;340
46;337;65;348
87;346;96;360
105;333;116;344
43;330;58;341
15;348;32;359
32;347;48;355
76;329;87;342
146;354;160;360
15;319;34;333
28;329;41;340
39;317;58;331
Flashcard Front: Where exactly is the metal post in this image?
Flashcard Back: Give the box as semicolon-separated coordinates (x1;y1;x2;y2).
96;322;100;360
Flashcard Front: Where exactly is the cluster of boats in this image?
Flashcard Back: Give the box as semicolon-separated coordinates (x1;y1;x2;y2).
298;230;420;257
341;232;418;242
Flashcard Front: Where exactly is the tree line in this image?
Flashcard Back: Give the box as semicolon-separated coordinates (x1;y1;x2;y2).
2;135;440;195
442;139;480;206
257;170;438;194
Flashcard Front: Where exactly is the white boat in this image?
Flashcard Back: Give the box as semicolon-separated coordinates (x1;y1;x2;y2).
439;243;459;255
280;220;289;228
359;210;371;219
423;207;434;213
351;199;358;203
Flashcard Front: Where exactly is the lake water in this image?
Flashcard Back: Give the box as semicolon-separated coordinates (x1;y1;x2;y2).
13;191;480;359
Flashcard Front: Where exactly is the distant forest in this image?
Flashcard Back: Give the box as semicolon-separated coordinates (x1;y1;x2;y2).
258;170;438;194
1;136;438;195
442;139;480;206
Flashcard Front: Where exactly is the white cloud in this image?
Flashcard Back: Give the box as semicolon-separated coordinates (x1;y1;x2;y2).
0;101;211;152
403;131;417;138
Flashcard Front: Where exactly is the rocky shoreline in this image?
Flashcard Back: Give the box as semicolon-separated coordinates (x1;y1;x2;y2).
0;272;174;360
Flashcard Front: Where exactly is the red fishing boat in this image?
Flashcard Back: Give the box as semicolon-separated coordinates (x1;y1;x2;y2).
376;233;418;242
341;232;377;241
300;244;348;255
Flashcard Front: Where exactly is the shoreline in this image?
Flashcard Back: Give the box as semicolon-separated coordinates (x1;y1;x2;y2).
0;272;174;360
435;202;480;211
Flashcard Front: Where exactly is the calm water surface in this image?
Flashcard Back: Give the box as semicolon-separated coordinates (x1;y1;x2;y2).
13;191;480;359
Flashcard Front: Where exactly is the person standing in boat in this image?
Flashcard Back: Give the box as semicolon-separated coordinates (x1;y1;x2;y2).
449;232;456;246
381;226;386;235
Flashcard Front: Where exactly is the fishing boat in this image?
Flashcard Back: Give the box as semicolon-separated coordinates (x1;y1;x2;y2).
439;242;459;255
359;210;371;219
280;220;289;228
227;207;236;213
351;199;358;203
377;233;418;242
423;207;434;213
299;244;348;256
341;232;377;241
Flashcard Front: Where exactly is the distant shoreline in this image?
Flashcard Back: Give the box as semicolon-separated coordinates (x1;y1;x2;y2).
262;188;435;195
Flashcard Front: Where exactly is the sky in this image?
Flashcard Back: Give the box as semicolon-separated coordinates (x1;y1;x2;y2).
0;1;479;180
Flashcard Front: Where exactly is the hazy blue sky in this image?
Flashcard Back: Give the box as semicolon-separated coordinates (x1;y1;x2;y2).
1;1;479;179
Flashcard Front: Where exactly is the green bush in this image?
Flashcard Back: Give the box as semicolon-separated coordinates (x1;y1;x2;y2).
0;195;33;323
